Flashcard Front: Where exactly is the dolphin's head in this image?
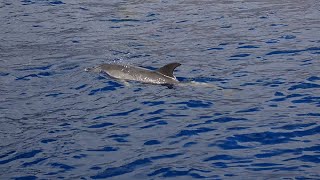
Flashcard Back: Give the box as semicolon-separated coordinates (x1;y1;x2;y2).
84;66;102;73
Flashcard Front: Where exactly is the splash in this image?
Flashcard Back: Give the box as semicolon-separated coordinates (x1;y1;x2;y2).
178;81;223;90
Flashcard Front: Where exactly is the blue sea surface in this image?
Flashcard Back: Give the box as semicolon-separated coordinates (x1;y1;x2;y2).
1;0;320;179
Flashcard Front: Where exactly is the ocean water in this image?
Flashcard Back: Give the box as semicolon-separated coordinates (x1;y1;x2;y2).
1;0;320;179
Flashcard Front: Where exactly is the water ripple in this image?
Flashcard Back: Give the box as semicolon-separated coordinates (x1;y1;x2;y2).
0;150;42;165
229;125;320;145
266;47;320;55
91;158;152;179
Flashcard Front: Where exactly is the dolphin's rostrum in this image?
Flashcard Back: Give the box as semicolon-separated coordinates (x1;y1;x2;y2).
85;62;181;85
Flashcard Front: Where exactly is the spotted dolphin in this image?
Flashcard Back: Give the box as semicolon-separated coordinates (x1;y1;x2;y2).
85;62;181;85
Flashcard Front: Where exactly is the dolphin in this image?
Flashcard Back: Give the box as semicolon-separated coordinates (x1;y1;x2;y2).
85;62;181;85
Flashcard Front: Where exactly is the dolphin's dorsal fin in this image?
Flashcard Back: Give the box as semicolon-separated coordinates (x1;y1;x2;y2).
156;63;181;78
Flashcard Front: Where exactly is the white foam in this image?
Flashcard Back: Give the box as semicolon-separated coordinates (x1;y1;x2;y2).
178;81;223;90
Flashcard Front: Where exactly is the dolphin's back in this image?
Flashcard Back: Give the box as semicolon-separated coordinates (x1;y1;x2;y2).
97;63;179;84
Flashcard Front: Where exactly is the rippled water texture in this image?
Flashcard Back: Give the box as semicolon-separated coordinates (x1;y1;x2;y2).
1;0;320;179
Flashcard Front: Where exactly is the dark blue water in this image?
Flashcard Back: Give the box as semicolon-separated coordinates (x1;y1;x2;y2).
1;0;320;179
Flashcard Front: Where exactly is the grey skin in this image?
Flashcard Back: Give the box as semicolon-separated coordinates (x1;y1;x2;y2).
85;62;181;85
